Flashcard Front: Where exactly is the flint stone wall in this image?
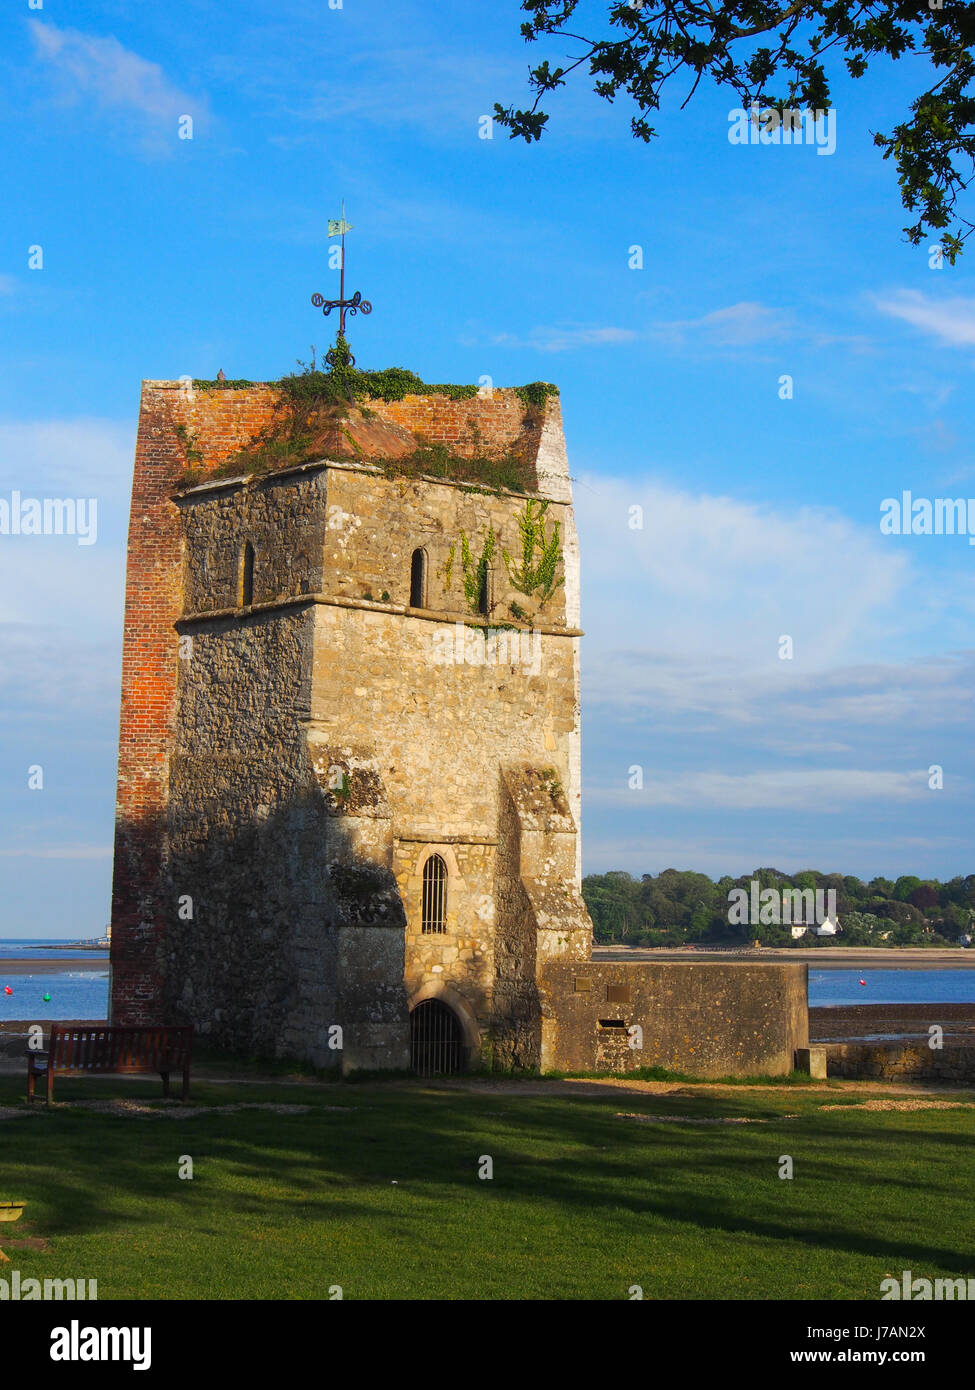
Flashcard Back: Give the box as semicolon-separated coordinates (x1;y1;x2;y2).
160;422;586;1068
826;1042;975;1081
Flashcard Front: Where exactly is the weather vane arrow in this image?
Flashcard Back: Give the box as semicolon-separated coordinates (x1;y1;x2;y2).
310;201;372;366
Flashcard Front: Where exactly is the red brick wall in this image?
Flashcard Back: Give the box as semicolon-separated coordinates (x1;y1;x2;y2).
110;382;547;1022
380;392;536;457
110;383;281;1022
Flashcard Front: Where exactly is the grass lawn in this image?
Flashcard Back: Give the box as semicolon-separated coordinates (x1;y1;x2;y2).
1;1073;973;1300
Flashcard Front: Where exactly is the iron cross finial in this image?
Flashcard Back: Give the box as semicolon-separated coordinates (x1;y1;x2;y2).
310;201;372;365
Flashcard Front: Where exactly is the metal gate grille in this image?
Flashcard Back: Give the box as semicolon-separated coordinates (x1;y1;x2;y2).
421;854;447;933
410;1000;464;1076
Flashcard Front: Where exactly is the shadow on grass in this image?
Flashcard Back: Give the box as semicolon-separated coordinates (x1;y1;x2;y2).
1;1069;973;1285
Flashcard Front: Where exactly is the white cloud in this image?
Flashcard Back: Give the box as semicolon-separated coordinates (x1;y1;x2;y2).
210;37;596;148
583;834;768;878
0;417;131;710
651;301;792;347
494;325;638;352
494;304;789;354
0;846;112;860
774;659;975;728
0;417;132;493
572;471;975;864
875;290;975;347
576;473;910;680
588;768;930;811
29;21;206;137
299;47;515;134
580;830;970;878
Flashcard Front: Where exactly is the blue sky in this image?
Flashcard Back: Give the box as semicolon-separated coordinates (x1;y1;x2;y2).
2;1;974;936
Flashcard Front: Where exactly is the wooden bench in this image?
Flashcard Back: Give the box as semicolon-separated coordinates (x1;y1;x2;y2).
27;1025;193;1105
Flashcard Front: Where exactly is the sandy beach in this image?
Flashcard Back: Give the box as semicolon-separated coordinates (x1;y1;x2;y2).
810;1001;975;1044
593;946;975;969
0;956;108;975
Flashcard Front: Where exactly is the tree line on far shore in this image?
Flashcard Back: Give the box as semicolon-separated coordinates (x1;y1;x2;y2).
580;869;975;948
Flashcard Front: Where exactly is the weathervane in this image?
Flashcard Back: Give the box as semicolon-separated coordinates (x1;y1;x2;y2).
311;201;372;366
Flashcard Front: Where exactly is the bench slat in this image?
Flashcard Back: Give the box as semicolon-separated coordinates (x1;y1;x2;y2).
46;1026;192;1074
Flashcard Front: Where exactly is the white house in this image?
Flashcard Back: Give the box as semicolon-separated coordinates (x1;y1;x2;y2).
792;914;841;940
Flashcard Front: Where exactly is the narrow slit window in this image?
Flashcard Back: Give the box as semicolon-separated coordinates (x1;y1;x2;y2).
240;542;255;607
421;854;447;934
477;564;490;617
410;548;427;608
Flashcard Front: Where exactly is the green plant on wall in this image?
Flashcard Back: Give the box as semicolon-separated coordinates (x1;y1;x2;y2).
460;527;497;614
514;381;559;411
540;766;564;802
174;424;203;465
439;543;456;595
186;342;554;490
503;499;563;607
192;378;254;392
330;771;351;808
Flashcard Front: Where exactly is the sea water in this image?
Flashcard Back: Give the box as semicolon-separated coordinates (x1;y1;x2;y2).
3;942;975;1020
0;939;109;1021
0;937;109;958
810;968;975;1008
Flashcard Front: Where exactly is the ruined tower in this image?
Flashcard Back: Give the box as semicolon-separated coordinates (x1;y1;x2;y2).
110;370;808;1076
110;377;594;1070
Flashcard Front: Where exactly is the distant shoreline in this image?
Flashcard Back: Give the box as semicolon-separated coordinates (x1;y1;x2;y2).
0;956;109;975
592;945;975;970
33;943;108;951
6;946;974;973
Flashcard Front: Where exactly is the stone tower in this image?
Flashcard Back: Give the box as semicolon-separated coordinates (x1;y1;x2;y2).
109;379;594;1070
110;372;808;1078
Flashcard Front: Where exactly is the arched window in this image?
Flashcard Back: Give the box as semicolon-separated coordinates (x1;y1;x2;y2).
410;548;427;608
421;854;447;933
240;542;255;607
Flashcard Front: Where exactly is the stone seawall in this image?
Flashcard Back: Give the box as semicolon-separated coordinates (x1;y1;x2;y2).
827;1042;975;1082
